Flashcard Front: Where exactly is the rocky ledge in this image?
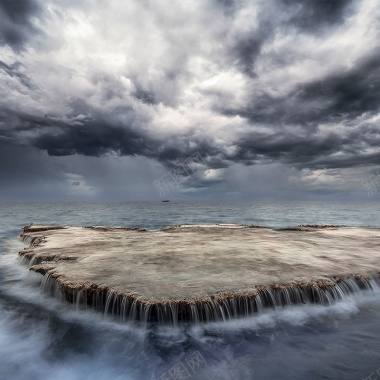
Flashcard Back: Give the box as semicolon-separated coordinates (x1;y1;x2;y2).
18;224;380;324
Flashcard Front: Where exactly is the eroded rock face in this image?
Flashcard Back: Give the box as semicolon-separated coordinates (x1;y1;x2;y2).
18;225;380;323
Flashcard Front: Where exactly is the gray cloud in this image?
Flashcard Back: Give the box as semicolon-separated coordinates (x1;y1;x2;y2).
222;51;380;125
0;0;44;51
219;51;380;170
282;0;354;31
0;60;33;88
0;0;378;199
230;128;380;170
298;53;380;119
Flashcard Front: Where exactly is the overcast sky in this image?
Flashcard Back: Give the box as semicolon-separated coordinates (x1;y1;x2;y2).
0;0;379;200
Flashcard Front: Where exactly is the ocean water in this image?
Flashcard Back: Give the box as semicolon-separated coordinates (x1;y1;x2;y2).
1;200;380;380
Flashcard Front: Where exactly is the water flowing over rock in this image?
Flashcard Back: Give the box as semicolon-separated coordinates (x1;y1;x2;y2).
18;225;380;325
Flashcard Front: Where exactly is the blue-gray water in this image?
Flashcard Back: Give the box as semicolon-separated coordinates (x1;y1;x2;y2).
1;200;380;380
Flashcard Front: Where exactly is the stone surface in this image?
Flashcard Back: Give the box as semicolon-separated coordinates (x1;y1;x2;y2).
19;225;380;303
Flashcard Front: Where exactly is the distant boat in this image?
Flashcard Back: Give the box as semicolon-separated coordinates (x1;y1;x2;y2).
161;200;170;202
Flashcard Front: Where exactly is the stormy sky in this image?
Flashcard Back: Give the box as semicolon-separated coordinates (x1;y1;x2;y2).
0;0;379;200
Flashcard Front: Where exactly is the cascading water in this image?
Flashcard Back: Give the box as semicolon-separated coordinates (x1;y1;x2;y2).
19;253;380;326
3;201;380;380
17;224;380;328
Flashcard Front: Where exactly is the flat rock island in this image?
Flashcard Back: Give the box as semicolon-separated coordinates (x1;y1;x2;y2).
19;225;380;324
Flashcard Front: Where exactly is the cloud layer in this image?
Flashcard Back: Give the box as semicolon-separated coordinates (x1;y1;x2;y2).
0;0;379;199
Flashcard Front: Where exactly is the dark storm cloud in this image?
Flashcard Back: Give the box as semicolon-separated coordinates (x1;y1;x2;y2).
298;53;380;119
66;98;94;118
0;0;44;51
30;111;223;170
230;123;380;170
231;132;333;167
220;50;380;168
32;118;156;157
222;52;380;128
217;50;380;170
132;85;157;105
216;0;235;9
0;106;61;138
215;0;237;16
0;0;378;200
232;36;263;77
11;44;380;173
0;60;33;88
282;0;353;31
230;131;336;165
223;0;354;78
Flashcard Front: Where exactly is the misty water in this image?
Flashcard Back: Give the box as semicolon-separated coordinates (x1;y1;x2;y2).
1;200;380;380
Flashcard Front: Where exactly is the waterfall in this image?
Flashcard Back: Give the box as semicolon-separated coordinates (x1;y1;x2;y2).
18;225;380;326
19;251;380;325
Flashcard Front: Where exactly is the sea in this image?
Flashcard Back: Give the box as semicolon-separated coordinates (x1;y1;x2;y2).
1;200;380;380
